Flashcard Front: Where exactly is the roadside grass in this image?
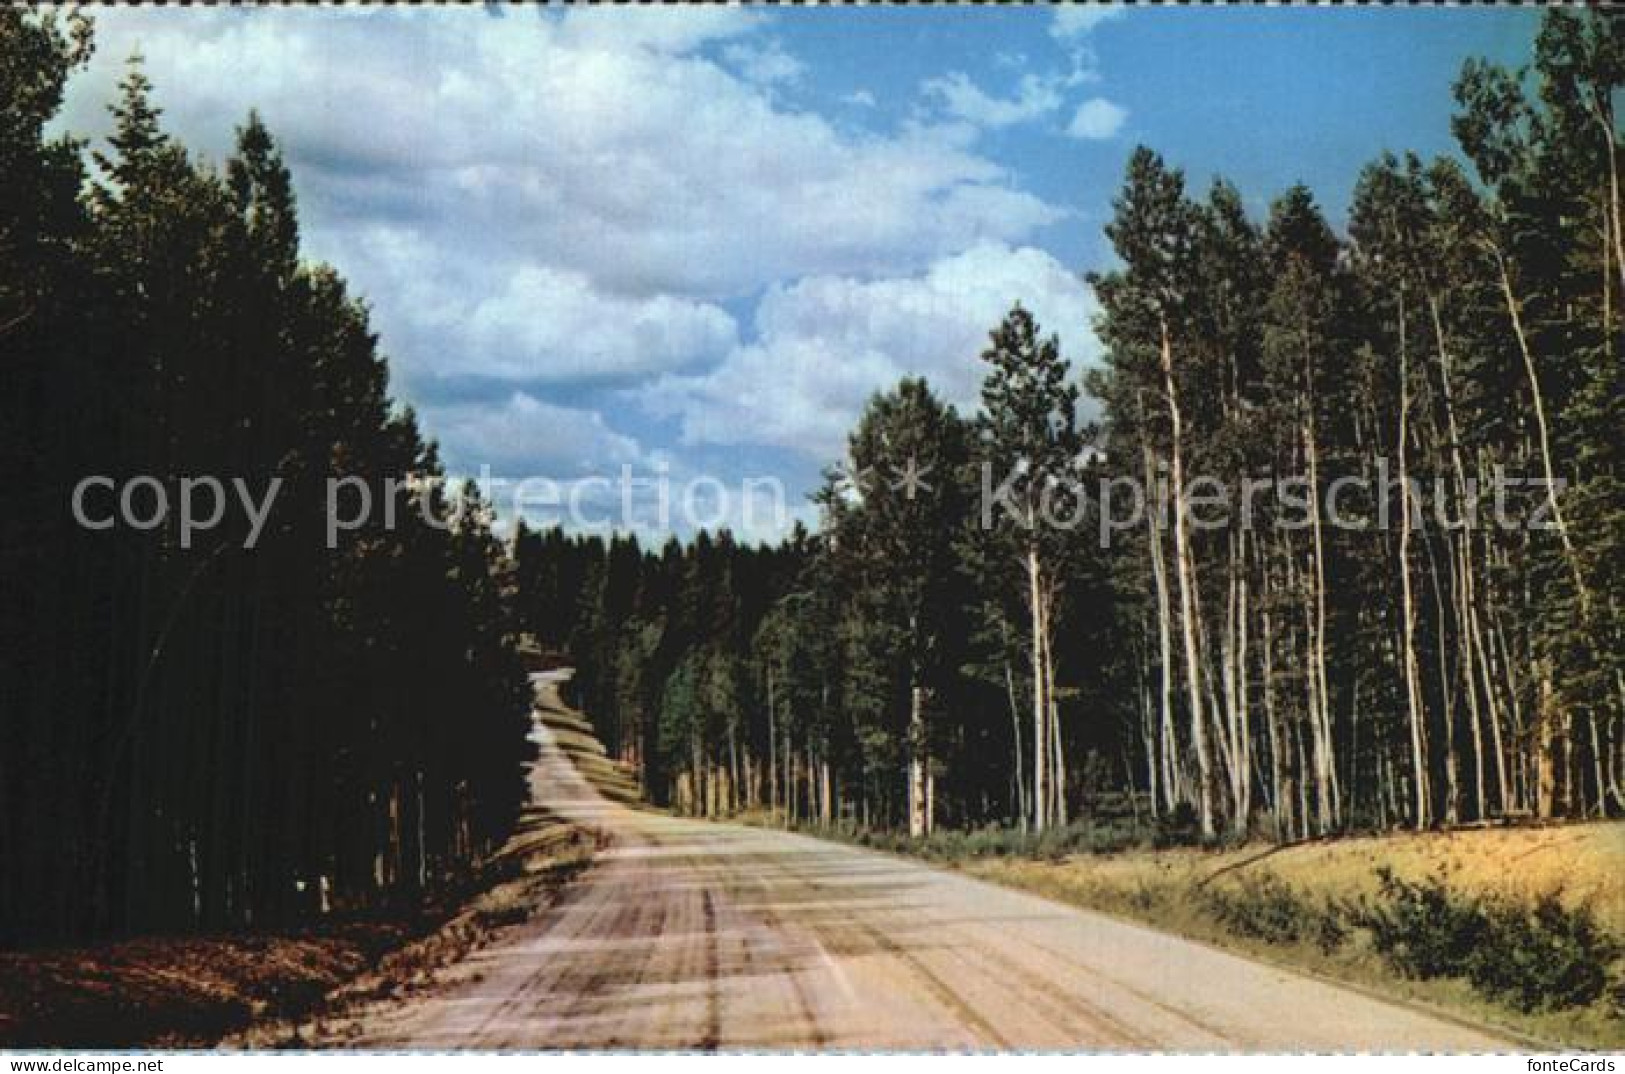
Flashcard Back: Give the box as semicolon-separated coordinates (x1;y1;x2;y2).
240;833;599;1048
754;812;1624;1050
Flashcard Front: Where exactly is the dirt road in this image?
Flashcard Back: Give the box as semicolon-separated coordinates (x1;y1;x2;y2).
351;674;1509;1050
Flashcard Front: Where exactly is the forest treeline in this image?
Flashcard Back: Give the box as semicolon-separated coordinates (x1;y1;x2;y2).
1;14;533;942
528;10;1622;840
3;7;1620;945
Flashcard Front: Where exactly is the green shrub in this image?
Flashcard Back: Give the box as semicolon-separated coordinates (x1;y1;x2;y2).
1465;892;1617;1012
1356;868;1619;1013
1154;803;1201;848
1202;871;1309;946
1357;867;1487;980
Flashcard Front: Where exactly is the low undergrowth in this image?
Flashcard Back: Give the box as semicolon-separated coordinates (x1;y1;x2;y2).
1355;867;1618;1014
760;813;1161;862
1;832;599;1049
766;812;1625;1049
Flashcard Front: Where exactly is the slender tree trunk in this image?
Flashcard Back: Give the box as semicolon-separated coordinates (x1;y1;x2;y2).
1493;247;1592;617
1425;535;1460;825
821;759;833;827
1304;414;1339;831
1041;586;1066;825
1262;597;1288;841
728;724;740;815
1027;545;1049;832
1139;653;1160;820
805;741;816;825
1536;662;1557;819
767;670;778;816
1396;305;1430;830
1590;94;1625;297
908;684;927;838
1143;437;1181;811
1160;317;1215;838
1221;531;1252;835
1002;648;1027;824
1426;297;1494;821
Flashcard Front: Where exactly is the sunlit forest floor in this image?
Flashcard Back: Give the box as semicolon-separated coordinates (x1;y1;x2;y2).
953;822;1624;1050
745;813;1622;1048
968;822;1624;931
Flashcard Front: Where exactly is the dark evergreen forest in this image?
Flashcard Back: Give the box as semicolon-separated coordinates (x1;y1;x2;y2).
2;13;533;943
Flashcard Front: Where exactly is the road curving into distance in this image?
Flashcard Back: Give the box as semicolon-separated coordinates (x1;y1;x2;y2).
350;671;1511;1051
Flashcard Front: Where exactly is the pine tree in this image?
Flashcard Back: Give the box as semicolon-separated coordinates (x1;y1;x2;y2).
833;378;969;835
971;305;1084;832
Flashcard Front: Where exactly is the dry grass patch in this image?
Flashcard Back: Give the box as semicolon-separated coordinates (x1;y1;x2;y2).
959;821;1624;1050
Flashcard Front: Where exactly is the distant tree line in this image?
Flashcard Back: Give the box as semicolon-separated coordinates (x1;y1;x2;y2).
526;10;1621;840
1;13;532;942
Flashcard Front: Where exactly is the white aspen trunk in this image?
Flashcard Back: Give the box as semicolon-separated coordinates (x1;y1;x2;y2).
784;730;795;825
1140;667;1160;819
1536;664;1557;819
1049;683;1066;826
1396;308;1431;831
1027;545;1049;832
1587;711;1608;818
1495;615;1530;813
1235;532;1252;830
1461;563;1488;821
805;741;817;825
1262;596;1287;840
1467;562;1506;815
1426;538;1460;825
1426;297;1493;821
908;684;927;838
1613;670;1625;811
1482;560;1517;812
1160;318;1215;839
924;770;934;836
1294;712;1311;842
821;760;833;827
1493;248;1592;616
1143;438;1181;810
1221;546;1241;831
1041;586;1066;826
1304;415;1339;831
1003;652;1027;823
767;670;778;815
1590;93;1625;296
1221;532;1251;835
728;726;740;815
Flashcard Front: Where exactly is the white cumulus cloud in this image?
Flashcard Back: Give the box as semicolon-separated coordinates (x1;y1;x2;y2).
462;266;738;383
1051;6;1127;43
426;392;646;477
650;244;1101;461
1068;97;1128;140
923;71;1064;129
54;7;1107;520
723;40;806;86
57;7;1063;398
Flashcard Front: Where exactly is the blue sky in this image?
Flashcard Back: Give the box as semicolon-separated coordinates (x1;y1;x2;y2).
56;5;1539;540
